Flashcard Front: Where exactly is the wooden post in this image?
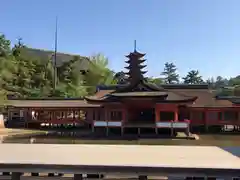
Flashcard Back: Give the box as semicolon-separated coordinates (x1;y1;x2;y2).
204;110;208;133
106;126;109;136
74;174;83;180
92;121;95;133
171;121;174;137
238;111;240;128
174;109;178;122
11;172;22;180
105;108;109;136
155;105;159;136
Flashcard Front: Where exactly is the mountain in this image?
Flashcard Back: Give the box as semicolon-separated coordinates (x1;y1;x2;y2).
22;48;91;70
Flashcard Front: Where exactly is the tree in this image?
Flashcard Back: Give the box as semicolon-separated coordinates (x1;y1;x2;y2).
114;71;128;84
228;76;240;87
182;70;203;84
161;62;179;84
206;77;215;89
0;89;8;113
147;77;163;85
0;34;11;57
83;53;116;94
215;76;228;88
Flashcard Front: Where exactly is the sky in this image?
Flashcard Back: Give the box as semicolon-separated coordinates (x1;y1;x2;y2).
1;0;240;80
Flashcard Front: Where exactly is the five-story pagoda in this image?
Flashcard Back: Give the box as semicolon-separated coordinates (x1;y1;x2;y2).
85;43;196;136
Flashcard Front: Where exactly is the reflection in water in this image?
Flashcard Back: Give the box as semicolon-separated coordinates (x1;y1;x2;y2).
3;131;240;146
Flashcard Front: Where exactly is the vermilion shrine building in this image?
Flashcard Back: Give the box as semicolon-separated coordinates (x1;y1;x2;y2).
7;49;240;135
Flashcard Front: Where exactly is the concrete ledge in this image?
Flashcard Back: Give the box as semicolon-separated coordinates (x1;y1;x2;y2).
0;144;239;177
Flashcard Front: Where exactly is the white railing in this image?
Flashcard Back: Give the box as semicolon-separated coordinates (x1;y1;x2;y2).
108;121;122;127
93;121;122;127
156;121;189;129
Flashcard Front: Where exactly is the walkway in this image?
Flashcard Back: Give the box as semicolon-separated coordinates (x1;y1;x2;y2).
0;144;239;177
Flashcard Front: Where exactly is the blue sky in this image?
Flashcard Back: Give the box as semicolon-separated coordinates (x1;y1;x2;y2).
1;0;240;80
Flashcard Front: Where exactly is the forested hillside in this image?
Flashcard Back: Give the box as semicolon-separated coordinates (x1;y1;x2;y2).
1;33;240;103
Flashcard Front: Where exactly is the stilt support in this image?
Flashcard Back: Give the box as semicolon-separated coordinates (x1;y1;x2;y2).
92;124;95;133
3;172;10;176
31;173;39;176
121;127;124;136
48;173;54;177
138;128;140;136
106;127;109;136
74;174;83;180
139;175;148;180
11;172;22;180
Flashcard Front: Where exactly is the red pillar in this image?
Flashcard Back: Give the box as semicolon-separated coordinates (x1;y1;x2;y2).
174;109;178;122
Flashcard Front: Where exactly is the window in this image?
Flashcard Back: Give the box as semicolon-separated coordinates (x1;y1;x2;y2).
223;111;238;121
39;111;51;120
56;111;64;119
93;110;101;121
206;111;218;121
79;110;86;120
110;111;122;121
191;111;205;121
159;111;174;121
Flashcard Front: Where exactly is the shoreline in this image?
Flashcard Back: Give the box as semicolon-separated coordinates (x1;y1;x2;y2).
0;128;48;142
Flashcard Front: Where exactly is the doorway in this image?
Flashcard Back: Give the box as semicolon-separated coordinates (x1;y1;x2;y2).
128;108;155;125
178;105;190;121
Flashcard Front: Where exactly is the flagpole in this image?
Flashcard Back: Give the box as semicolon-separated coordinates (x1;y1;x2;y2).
53;16;58;93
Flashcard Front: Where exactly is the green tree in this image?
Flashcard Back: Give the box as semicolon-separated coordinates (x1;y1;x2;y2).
206;77;215;89
0;34;11;57
215;76;228;88
114;71;128;84
161;62;179;84
182;70;203;84
0;33;125;98
147;77;163;85
84;53;116;94
0;89;8;112
228;76;240;87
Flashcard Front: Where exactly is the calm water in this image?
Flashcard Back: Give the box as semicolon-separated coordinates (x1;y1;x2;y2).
3;131;240;146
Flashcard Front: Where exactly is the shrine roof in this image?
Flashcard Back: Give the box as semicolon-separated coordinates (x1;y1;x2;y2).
109;91;197;101
168;89;233;107
110;91;168;97
96;84;210;91
92;84;234;107
7;99;101;108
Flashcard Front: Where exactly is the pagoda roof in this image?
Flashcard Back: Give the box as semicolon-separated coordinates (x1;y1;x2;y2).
125;50;145;58
116;80;165;92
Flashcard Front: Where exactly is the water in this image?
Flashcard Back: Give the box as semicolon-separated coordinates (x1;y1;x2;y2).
3;131;240;146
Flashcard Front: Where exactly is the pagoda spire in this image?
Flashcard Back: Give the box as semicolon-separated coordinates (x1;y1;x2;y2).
134;40;136;52
125;42;147;85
